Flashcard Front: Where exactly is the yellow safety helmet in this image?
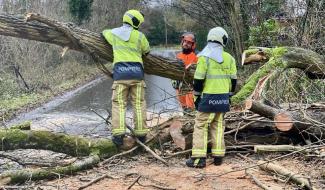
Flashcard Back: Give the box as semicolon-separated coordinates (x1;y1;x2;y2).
123;10;144;29
207;27;228;47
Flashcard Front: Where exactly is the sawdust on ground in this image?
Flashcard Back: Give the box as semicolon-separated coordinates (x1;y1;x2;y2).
39;153;324;190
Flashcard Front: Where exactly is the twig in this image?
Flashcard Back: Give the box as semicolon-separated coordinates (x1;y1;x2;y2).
224;120;256;135
245;169;272;190
0;186;35;189
163;149;191;159
100;146;138;165
90;108;111;125
127;175;142;189
164;145;256;159
138;181;176;190
78;174;114;190
125;125;169;166
237;153;254;162
136;175;176;190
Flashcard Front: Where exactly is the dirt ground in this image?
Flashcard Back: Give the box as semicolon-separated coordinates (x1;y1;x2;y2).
31;153;324;190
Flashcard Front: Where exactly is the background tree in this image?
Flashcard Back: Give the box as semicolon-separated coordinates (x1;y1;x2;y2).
68;0;93;25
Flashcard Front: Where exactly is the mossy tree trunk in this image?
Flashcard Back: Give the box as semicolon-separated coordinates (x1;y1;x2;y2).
233;47;324;104
0;118;173;184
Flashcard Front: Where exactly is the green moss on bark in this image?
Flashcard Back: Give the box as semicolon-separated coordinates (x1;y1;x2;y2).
0;129;117;157
232;47;288;104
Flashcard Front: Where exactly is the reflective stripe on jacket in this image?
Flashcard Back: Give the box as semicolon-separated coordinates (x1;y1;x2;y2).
102;28;150;80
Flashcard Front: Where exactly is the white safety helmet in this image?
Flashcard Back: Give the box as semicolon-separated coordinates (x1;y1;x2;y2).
207;27;228;47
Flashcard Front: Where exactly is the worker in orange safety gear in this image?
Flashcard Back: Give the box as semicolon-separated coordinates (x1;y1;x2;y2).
171;32;198;114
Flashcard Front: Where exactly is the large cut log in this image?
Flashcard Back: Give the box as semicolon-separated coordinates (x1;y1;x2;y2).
169;119;192;150
0;118;173;184
0;14;324;104
245;100;325;134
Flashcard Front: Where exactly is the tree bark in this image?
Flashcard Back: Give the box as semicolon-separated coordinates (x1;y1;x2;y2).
0;155;100;185
245;100;325;134
0;118;174;184
254;145;307;153
0;14;188;81
235;47;324;104
0;14;324;104
0;129;118;157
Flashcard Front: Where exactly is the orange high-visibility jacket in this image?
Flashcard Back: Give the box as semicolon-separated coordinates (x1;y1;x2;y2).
176;51;198;69
175;51;198;109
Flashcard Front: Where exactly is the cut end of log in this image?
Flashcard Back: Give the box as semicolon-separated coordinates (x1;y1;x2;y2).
242;50;267;65
169;120;186;150
245;99;253;110
274;112;293;131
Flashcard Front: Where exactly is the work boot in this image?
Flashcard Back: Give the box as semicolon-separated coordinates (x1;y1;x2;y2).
213;157;223;166
186;157;206;168
137;136;146;144
112;135;124;147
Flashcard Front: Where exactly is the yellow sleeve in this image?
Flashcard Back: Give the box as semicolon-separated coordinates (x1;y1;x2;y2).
102;29;113;45
141;35;150;54
229;56;237;79
194;56;208;80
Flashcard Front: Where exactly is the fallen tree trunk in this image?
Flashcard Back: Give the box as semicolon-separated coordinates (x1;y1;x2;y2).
245;100;325;134
0;155;100;185
0;117;174;184
0;14;324;104
0;14;188;81
0;129;118;157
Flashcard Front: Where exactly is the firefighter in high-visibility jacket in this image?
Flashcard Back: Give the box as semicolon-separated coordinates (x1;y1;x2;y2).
102;10;150;146
186;27;237;168
171;32;198;113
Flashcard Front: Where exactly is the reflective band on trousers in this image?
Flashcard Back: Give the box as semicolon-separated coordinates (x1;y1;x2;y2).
192;113;215;157
136;82;142;131
212;113;224;156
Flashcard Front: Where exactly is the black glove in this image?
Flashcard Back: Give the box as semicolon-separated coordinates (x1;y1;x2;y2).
194;96;201;110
